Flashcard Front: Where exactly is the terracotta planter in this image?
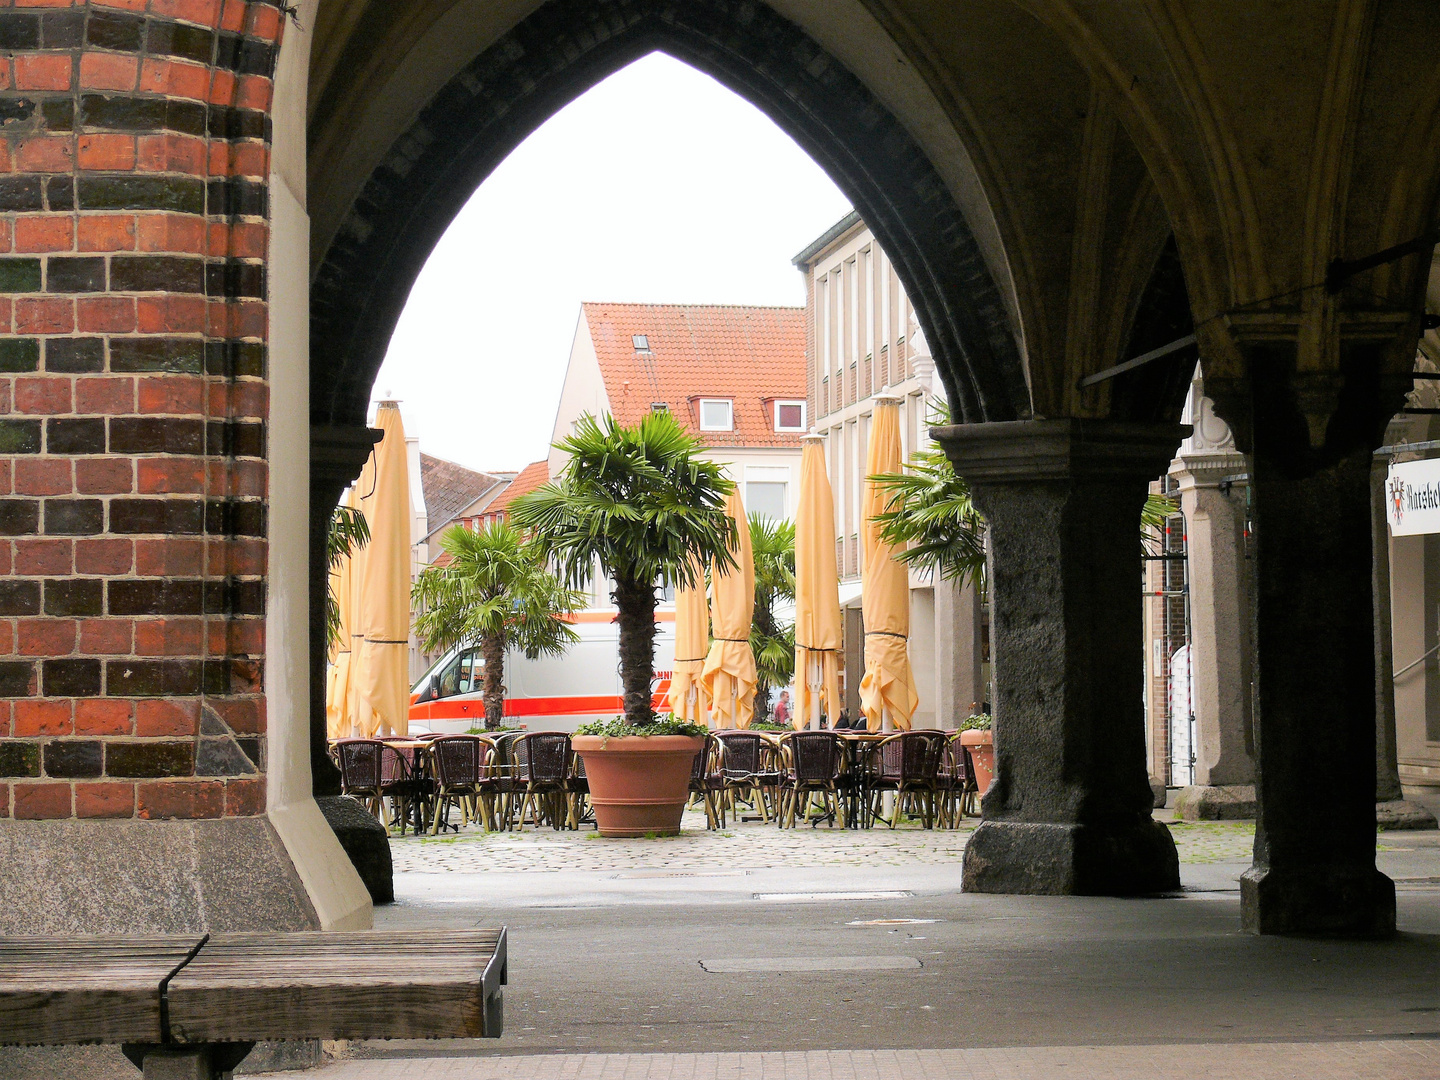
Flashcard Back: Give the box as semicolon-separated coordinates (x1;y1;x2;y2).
959;728;995;794
572;734;705;837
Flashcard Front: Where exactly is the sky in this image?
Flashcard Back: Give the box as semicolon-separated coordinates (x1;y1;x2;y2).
370;52;853;475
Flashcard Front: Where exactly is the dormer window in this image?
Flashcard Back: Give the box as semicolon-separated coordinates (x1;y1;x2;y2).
774;400;806;431
698;399;734;431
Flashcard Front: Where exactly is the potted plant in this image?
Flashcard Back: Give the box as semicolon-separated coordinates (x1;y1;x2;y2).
512;411;737;836
958;712;995;793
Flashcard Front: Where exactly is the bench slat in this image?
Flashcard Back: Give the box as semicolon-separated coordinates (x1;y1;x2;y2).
166;930;506;1042
0;937;202;1046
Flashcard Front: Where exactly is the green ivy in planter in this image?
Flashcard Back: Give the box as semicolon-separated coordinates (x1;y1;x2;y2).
576;714;708;739
958;713;992;732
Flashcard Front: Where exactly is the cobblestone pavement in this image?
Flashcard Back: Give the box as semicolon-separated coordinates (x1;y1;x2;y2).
265;1041;1440;1080
388;811;1258;874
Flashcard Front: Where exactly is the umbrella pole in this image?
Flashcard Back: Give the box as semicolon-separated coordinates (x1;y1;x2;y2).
809;655;822;730
881;705;895;821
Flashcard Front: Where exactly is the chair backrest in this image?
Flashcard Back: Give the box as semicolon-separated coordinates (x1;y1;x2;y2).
430;735;483;786
515;732;570;784
690;734;721;784
492;731;521;768
335;739;383;792
714;731;763;777
941;734;969;782
900;730;947;782
788;731;841;783
379;743;412;785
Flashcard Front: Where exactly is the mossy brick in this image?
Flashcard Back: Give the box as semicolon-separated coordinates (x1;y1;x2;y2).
0;742;41;779
0;420;43;454
46;338;104;373
0;259;43;292
42;659;101;697
112;338;204;374
76;175;205;215
0;662;35;697
44;739;102;779
0;339;40;373
106;740;195;778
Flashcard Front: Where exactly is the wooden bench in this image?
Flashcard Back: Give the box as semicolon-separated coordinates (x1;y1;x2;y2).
0;928;507;1078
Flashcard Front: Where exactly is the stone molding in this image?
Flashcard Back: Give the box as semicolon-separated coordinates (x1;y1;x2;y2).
932;419;1190;484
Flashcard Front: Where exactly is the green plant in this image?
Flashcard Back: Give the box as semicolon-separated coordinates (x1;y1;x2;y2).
326;503;370;652
412;520;581;729
575;714;708;739
512;411;736;726
748;513;795;721
959;712;992;732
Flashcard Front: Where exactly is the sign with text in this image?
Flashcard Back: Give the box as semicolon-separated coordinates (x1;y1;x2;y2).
1386;457;1440;536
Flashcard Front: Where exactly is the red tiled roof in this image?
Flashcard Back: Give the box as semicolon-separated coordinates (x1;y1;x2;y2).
484;460;549;518
582;302;806;448
419;453;506;539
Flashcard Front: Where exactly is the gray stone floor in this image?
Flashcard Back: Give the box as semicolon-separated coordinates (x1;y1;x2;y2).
252;810;1440;1079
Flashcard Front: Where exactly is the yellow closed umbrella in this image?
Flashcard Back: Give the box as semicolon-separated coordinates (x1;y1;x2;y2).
325;486;359;739
668;559;709;723
860;395;918;731
346;454;376;738
701;486;756;729
356;401;412;737
794;435;841;731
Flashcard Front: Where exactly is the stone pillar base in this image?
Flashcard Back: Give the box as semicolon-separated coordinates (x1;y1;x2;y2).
1376;799;1439;831
1174;784;1256;820
1241;864;1395;936
318;795;394;903
962;818;1180;896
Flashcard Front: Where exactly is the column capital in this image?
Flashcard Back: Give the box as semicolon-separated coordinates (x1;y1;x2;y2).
1170;451;1249;491
311;424;382;491
932;419;1189;486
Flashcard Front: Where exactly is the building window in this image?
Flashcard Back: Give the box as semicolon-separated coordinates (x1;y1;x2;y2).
632;334;651;353
651;402;668;414
747;481;787;521
774;400;806;431
699;399;733;431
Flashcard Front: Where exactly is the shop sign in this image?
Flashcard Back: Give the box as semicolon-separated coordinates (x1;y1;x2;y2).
1386;457;1440;535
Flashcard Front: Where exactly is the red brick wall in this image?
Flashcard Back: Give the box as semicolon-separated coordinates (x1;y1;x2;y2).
0;0;282;820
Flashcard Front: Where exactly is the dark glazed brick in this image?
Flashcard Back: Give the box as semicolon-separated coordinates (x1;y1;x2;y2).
205;421;264;457
206;500;265;537
0;339;40;373
206;178;267;218
109;418;205;455
0;259;43;292
42;658;101;697
206;107;268;142
0;98;36;124
205;341;266;378
86;10;143;51
112;338;203;374
0;742;42;779
205;261;265;300
46;338;105;373
40;11;84;49
0;580;41;615
148;20;214;64
106;659;202;696
0;662;34;697
47;257;106;293
109;498;205;535
108;579;205;616
45;579;102;617
0;420;43;454
46;176;75;212
47;418;106;455
44;740;102;779
0;177;43;213
106;740;194;779
112;256;204;294
44;500;104;536
231;579;266;616
79;95;207;138
0;15;41;50
41;98;74;132
0;501;40;536
77;174;205;215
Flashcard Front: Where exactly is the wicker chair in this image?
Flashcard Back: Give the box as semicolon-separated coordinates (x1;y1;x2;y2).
428;735;485;834
687;733;727;829
568;751;592;828
512;732;573;830
379;741;431;835
713;731;781;822
473;736;513;831
869;730;947;828
935;732;979;827
334;739;385;821
777;731;849;828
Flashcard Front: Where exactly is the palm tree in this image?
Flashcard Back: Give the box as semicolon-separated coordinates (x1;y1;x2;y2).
872;400;1176;584
411;521;582;729
327;503;369;652
748;514;795;722
511;411;736;726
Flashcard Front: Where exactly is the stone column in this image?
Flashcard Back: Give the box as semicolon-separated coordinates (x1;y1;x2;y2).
934;419;1183;896
935;575;983;724
1170;380;1256;820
